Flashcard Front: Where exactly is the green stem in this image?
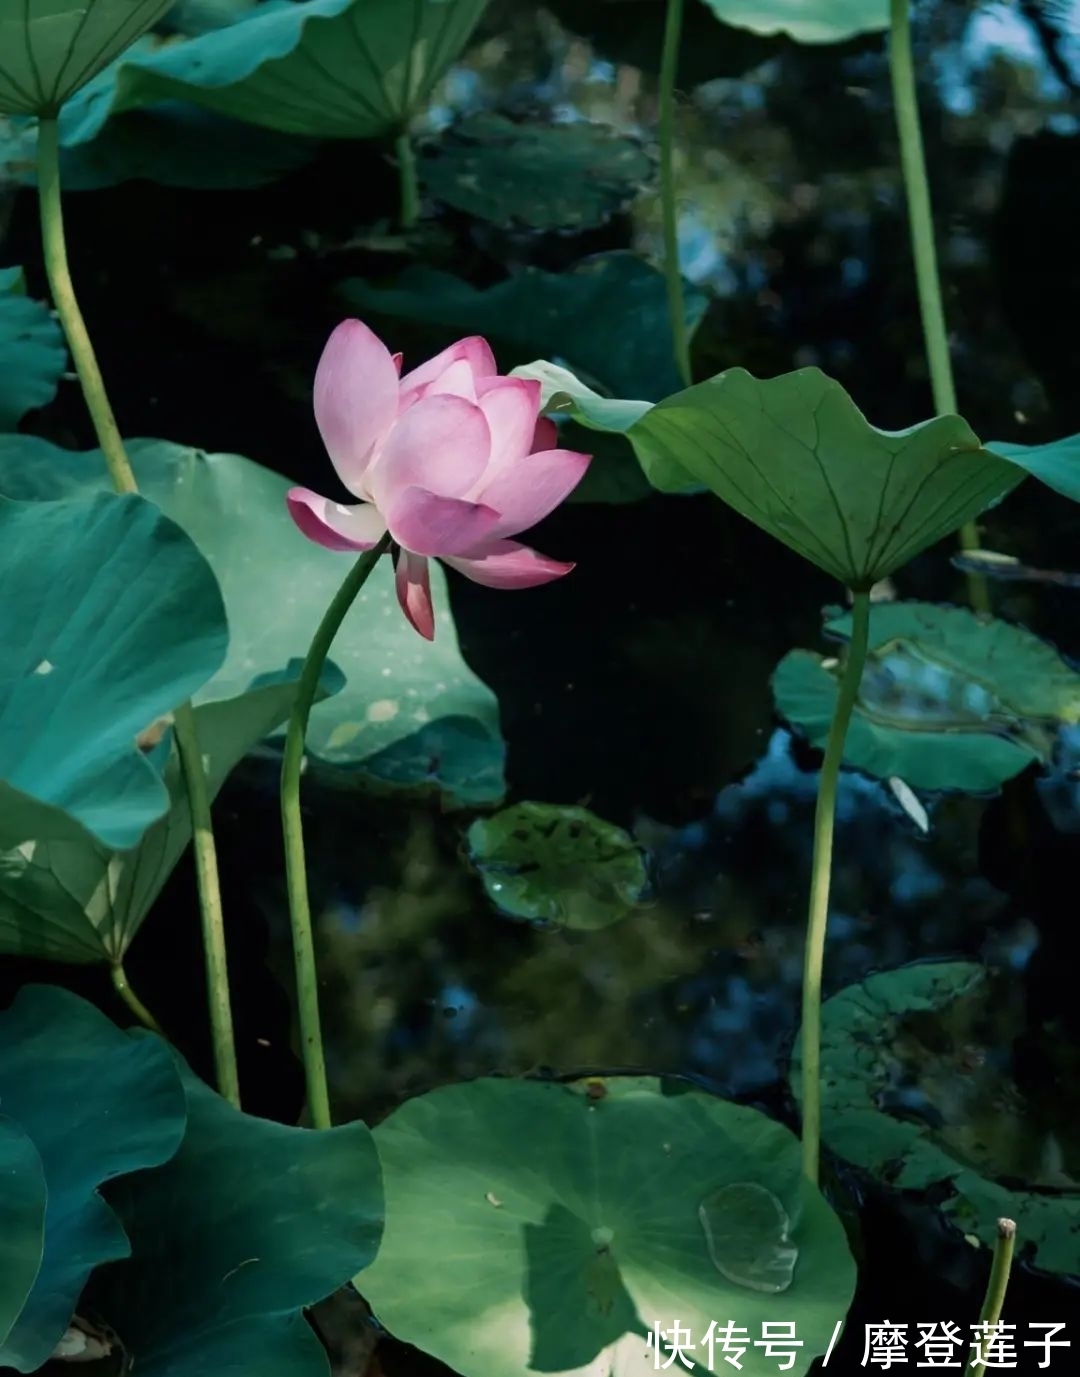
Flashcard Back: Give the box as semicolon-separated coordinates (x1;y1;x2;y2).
110;962;164;1035
36;114;137;496
395;130;420;230
800;588;872;1186
968;1219;1016;1370
280;534;392;1130
658;0;691;388
35;110;241;1107
173;701;241;1108
888;0;989;614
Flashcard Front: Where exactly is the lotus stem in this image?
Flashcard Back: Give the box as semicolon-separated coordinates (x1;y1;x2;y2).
173;701;241;1107
800;588;871;1186
968;1219;1016;1371
887;0;989;615
280;534;392;1130
110;961;164;1036
395;130;420;230
36;115;137;496
659;0;691;388
35;111;241;1108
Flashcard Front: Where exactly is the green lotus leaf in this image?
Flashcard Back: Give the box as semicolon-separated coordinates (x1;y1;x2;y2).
701;0;888;43
0;986;186;1371
417;113;653;231
790;960;1080;1276
0;434;504;807
99;0;488;139
987;433;1080;505
773;601;1080;793
100;1055;383;1377
466;802;648;930
627;368;1025;586
0;490;227;851
0;1119;45;1351
0;660;342;963
361;1075;856;1377
0;267;66;428
0;0;176;115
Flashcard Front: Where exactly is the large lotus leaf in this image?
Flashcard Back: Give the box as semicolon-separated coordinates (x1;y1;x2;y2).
988;434;1080;505
100;1055;383;1377
790;961;1080;1276
625;368;1025;587
0;435;504;806
466;802;648;930
0;661;342;963
701;0;888;43
0;986;186;1371
95;0;489;139
0;1119;46;1350
418;113;653;231
0;0;176;115
343;252;706;503
773;601;1080;794
0;491;227;850
0;267;66;429
0;34;319;191
361;1076;856;1377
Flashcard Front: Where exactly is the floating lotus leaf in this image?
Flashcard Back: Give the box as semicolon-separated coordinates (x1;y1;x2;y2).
790;961;1080;1276
418;114;653;230
361;1075;856;1377
466;802;648;930
773;601;1080;793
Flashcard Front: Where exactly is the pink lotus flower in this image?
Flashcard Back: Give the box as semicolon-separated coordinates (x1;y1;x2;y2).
287;321;591;639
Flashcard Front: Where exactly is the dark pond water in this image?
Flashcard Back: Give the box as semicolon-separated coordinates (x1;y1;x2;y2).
5;0;1080;1372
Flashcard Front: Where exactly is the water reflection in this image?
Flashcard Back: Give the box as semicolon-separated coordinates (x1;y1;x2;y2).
247;715;1049;1129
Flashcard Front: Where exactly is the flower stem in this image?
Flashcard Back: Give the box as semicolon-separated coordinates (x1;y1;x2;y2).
659;0;691;388
280;534;392;1129
395;130;420;230
173;701;241;1108
35;109;241;1107
36;115;137;496
888;0;989;615
110;962;164;1035
800;588;872;1186
968;1219;1016;1370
